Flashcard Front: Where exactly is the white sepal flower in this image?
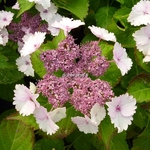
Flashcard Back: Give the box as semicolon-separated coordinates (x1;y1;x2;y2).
16;55;34;77
106;93;137;133
49;107;66;123
33;106;59;135
35;3;57;22
28;0;51;9
0;10;14;29
0;27;8;46
20;32;46;56
71;115;99;134
133;24;150;56
51;17;85;36
113;42;133;76
127;0;150;26
71;103;106;134
13;84;40;116
88;25;116;42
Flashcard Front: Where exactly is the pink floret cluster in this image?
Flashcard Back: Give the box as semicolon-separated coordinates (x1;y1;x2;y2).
37;35;114;115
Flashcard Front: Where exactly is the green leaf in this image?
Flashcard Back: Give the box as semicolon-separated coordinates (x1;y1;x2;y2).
7;113;39;130
31;49;47;78
0;46;24;84
113;7;131;29
99;115;116;148
53;0;89;20
133;105;148;129
123;0;139;8
17;0;34;17
127;74;150;103
33;139;64;150
116;0;124;4
110;132;129;150
99;62;122;87
132;118;150;150
66;130;93;150
0;120;34;150
95;7;117;28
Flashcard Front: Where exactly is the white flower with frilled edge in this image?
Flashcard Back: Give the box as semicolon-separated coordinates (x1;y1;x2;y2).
113;42;133;76
51;17;85;36
0;27;8;46
133;24;150;57
88;25;116;42
16;55;34;77
13;83;40;116
33;106;66;135
0;10;14;29
20;32;46;56
71;103;106;134
28;0;51;9
106;93;137;133
127;0;150;26
35;3;57;22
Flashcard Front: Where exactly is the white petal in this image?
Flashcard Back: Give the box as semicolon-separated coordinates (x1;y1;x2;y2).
127;0;150;26
111;112;133;133
71;115;98;134
13;100;35;116
143;55;150;62
34;106;59;135
88;25;116;42
49;107;66;123
113;42;133;76
90;103;106;125
16;55;34;77
20;32;46;56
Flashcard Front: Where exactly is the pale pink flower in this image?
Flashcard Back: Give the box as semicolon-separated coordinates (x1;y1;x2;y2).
71;103;106;134
35;3;57;22
127;0;150;26
49;107;66;123
47;14;62;36
106;93;137;133
0;27;8;46
33;106;59;135
113;42;133;76
0;10;14;29
133;24;150;56
16;55;34;77
12;2;20;10
13;83;40;116
71;115;99;134
20;32;46;56
51;17;85;36
88;25;116;42
28;0;51;9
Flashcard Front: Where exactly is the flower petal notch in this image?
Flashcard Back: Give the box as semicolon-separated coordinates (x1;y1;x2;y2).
88;25;116;42
113;42;133;76
51;17;85;36
106;93;137;133
13;84;40;116
127;0;150;26
33;106;59;135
